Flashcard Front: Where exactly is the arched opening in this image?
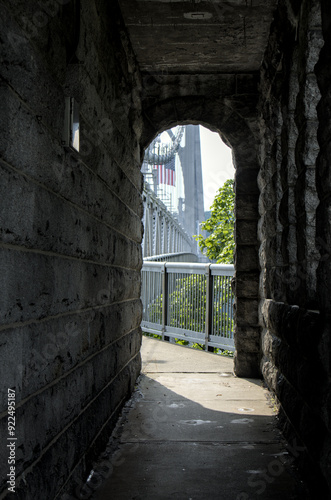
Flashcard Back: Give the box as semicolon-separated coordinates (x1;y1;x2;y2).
140;124;236;353
140;95;261;378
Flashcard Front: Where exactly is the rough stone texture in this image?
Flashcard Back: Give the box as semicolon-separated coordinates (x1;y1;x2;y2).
258;0;331;495
119;0;278;74
0;1;143;498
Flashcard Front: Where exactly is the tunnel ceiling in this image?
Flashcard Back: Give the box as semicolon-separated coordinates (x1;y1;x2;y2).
118;0;278;74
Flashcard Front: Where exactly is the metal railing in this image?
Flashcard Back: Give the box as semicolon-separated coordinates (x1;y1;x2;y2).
143;252;198;263
141;262;235;351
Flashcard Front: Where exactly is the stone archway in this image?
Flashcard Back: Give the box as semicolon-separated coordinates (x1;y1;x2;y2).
140;93;261;378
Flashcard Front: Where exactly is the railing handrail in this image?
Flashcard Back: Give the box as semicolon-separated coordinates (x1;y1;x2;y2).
143;252;198;262
142;261;234;275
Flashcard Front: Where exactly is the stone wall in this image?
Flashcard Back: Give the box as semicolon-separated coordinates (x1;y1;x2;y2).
0;1;143;498
258;0;331;493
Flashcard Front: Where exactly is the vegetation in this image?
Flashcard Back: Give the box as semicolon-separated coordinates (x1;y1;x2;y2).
143;332;233;357
195;179;235;264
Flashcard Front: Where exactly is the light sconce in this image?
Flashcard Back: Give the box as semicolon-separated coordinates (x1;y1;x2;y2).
62;97;80;152
184;12;212;20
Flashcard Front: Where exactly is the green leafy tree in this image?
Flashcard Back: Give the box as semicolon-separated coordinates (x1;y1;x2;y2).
195;179;235;264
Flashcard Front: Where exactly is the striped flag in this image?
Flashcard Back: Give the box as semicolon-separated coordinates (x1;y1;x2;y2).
156;156;176;186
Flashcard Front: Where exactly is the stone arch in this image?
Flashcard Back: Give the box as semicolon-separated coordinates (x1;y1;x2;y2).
140;94;261;377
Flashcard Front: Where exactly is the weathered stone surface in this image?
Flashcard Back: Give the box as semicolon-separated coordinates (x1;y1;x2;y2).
258;1;331;494
235;299;259;327
119;0;278;74
235;245;259;272
233;350;261;379
233;272;259;299
0;1;143;498
261;299;323;355
234;326;261;353
235;194;259;220
0;248;141;326
234;220;258;245
0;164;142;267
235;167;260;195
260;353;279;393
0;333;140;478
0;300;142;405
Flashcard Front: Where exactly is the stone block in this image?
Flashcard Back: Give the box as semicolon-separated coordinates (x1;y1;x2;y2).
235;194;259;220
260;354;279;392
235;298;259;326
269;267;290;301
258;266;270;300
258;186;276;215
233;271;259;298
0;331;141;491
258;209;277;240
0;247;141;326
233;351;261;378
0;300;142;407
234;220;258;245
235;326;261;353
261;299;299;344
235;245;259;271
235;167;260;195
295;308;322;352
0;164;142;267
0;91;142;243
257;156;277;191
1;357;141;499
261;328;278;358
0;3;65;135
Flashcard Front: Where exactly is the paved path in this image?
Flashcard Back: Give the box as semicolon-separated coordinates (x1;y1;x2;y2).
92;337;306;499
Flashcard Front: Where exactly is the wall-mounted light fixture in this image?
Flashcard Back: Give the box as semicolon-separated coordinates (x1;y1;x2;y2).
184;12;212;20
62;97;80;152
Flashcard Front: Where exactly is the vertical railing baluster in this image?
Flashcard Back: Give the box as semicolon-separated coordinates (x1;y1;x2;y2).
214;275;216;337
205;265;212;351
194;273;197;333
227;276;230;338
184;272;187;331
218;276;220;336
177;273;179;328
226;277;230;337
162;263;169;341
223;276;226;336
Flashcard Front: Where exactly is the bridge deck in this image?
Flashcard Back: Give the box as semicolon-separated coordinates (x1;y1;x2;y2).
92;338;306;499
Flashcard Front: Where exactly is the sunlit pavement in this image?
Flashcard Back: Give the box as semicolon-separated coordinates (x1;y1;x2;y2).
92;337;306;500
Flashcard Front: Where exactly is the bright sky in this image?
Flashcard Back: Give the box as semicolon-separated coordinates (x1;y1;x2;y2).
199;125;234;212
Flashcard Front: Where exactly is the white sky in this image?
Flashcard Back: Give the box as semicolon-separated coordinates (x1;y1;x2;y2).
199;125;234;212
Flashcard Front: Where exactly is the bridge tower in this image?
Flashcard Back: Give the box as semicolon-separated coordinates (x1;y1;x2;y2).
141;125;206;259
178;125;205;238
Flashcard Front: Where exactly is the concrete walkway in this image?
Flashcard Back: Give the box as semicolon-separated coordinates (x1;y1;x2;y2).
92;337;306;500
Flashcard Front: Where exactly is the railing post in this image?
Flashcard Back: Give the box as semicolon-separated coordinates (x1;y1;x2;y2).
162;263;169;342
205;264;213;351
